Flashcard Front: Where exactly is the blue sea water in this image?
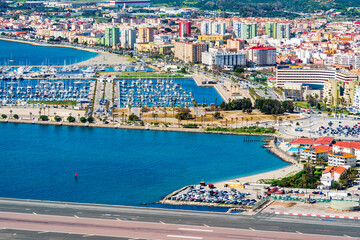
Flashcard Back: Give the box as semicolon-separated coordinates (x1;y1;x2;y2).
0;123;289;206
0;40;98;65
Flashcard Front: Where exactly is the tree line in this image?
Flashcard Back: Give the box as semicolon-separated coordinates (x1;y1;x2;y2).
255;99;294;114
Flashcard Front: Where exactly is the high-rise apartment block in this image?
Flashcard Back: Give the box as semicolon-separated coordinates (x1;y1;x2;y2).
120;28;136;49
200;21;226;36
174;41;208;63
179;21;191;37
105;27;120;47
248;46;276;66
233;22;257;39
265;22;290;39
138;27;154;43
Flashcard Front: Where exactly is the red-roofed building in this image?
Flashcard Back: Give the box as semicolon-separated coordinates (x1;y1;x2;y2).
313;145;333;152
320;166;348;188
248;45;276;66
314;137;335;146
333;141;360;161
289;138;315;147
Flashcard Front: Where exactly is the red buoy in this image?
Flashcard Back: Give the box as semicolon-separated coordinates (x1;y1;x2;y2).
75;173;78;177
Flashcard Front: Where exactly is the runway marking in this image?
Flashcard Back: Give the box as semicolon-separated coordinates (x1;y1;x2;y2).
116;218;122;221
203;224;210;227
167;235;203;239
38;231;48;234
32;212;37;215
160;221;166;224
74;215;79;218
178;228;213;232
249;228;256;231
296;231;303;234
344;235;352;238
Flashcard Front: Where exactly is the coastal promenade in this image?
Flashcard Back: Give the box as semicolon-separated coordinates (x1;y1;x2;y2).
0;198;359;239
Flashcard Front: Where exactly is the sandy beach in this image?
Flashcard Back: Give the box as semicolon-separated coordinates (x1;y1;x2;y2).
77;53;130;66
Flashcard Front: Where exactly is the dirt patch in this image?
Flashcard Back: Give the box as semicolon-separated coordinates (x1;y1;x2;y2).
271;201;297;207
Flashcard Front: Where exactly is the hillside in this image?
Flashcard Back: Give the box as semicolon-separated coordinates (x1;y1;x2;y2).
152;0;360;17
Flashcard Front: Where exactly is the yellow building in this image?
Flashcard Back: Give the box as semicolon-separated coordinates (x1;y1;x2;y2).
136;43;159;53
323;75;359;106
197;34;232;42
76;36;101;45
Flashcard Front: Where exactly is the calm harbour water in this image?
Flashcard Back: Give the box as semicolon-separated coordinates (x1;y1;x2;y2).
0;123;288;206
0;40;98;65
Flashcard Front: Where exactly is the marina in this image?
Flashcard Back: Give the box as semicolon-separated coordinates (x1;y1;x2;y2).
118;78;194;107
0;79;93;106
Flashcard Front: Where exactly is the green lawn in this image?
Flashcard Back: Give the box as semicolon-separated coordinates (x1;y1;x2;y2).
294;101;310;109
28;100;77;106
116;72;185;78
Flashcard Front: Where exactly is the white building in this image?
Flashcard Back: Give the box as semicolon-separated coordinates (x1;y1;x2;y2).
352;87;360;113
200;21;226;36
248;46;276;66
328;151;357;167
320;166;347;188
276;68;337;87
202;51;246;70
120;28;136;49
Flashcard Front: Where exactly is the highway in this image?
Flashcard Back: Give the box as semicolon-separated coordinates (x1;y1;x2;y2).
0;198;359;239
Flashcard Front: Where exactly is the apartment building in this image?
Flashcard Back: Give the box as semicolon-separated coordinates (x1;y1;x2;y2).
179;21;191;37
200;21;226;36
201;51;246;70
120;28;136;49
328;151;357;167
174;41;208;63
322;73;358;106
300;147;328;163
248;46;276;66
233;22;257;39
138;27;154;43
105;27;120;47
226;39;245;51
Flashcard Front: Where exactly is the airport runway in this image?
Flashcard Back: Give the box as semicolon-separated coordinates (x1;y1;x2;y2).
0;198;359;239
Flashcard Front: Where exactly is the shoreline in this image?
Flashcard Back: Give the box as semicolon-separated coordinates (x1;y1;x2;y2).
0;37;104;54
0;119;277;137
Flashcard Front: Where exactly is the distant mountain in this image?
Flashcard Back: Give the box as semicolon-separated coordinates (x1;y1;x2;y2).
152;0;360;17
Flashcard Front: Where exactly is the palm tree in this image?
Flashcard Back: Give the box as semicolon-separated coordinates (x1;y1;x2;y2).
29;112;32;120
47;106;50;116
202;97;205;107
9;110;12;119
215;98;217;106
235;117;238;128
256;121;260;127
250;116;253;126
246;118;249;126
278;117;283;126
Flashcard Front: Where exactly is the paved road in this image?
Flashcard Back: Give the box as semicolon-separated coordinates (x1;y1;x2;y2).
0;198;359;239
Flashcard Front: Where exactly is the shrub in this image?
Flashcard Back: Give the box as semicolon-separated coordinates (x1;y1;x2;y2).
67;116;76;122
1;114;7;119
13;114;19;119
128;113;139;121
40;115;49;121
80;117;87;123
213;111;221;119
87;116;94;123
183;124;198;128
54;116;62;122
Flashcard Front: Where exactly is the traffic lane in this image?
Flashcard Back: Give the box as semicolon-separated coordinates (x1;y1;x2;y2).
0;211;356;240
0;228;131;240
0;199;359;237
